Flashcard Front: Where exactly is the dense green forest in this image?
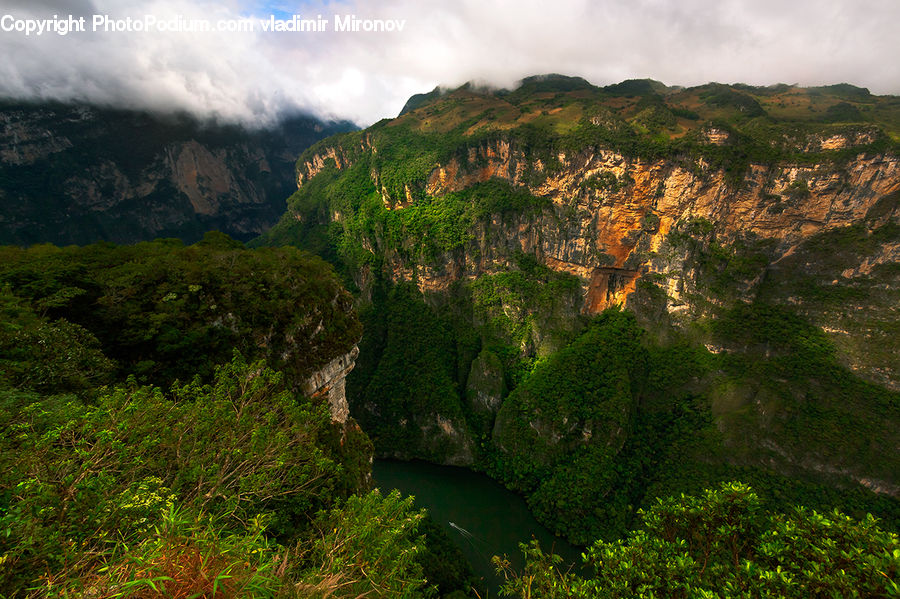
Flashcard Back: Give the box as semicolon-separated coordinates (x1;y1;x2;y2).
0;233;362;388
1;236;896;598
0;237;475;597
347;281;900;545
496;482;900;598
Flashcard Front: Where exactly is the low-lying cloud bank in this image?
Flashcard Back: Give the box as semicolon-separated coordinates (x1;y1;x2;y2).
0;0;897;126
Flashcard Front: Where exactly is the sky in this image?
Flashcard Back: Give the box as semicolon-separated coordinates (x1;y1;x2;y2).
0;0;897;127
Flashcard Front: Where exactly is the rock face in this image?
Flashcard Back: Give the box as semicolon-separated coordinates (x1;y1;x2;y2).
371;140;898;312
297;137;371;186
466;349;506;418
0;101;352;245
267;80;900;518
302;345;359;423
295;137;900;392
387;413;476;466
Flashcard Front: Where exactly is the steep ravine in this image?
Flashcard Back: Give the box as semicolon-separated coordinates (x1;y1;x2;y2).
258;79;900;542
296;135;899;390
287;137;897;511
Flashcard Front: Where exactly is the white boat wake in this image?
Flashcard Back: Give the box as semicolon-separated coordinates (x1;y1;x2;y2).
449;521;474;539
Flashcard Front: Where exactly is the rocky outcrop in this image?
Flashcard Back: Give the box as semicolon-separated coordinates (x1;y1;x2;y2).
424;414;476;466
166;140;261;216
0;108;76;164
361;140;899;316
389;412;476;466
297;135;899;395
296;134;371;186
701;127;732;146
466;349;506;418
302;345;359;423
802;129;879;152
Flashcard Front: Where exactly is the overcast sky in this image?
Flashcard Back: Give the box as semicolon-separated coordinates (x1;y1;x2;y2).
0;0;897;126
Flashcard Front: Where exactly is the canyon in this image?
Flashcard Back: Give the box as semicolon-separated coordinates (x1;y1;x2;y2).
257;78;900;542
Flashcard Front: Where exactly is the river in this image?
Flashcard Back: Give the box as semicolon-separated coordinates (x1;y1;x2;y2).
373;459;582;594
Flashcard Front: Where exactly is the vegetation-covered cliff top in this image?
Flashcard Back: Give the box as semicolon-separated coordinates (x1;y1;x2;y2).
280;76;898;224
0;232;362;389
395;75;900;141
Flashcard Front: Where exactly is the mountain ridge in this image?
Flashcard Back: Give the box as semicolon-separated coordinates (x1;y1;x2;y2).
0;99;356;246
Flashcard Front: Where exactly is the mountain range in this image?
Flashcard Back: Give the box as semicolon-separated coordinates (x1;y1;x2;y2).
0;100;352;245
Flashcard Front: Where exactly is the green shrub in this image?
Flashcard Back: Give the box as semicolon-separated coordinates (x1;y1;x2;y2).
0;354;351;593
498;482;900;598
56;506;282;598
296;489;430;598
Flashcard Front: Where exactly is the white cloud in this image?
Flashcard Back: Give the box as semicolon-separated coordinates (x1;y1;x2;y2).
0;0;897;126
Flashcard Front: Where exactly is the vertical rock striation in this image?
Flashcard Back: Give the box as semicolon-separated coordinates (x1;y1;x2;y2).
302;345;359;423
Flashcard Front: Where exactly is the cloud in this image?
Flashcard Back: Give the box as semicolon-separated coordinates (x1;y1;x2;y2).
2;0;97;15
0;0;897;126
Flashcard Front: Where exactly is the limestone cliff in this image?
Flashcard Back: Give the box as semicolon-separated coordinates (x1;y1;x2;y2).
292;136;899;391
263;79;900;506
302;345;359;423
301;136;895;291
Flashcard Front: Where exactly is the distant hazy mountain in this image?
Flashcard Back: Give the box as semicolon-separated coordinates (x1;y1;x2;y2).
0;100;355;245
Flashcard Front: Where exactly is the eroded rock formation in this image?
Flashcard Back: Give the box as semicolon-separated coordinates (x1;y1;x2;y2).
302;345;359;423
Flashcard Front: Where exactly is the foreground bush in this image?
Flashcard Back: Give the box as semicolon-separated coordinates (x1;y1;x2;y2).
496;482;900;598
0;354;357;595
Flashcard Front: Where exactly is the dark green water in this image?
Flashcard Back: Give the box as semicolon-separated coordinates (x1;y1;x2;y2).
373;459;582;593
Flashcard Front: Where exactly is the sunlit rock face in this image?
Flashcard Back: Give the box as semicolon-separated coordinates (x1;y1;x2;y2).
295;131;899;390
303;345;359;424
